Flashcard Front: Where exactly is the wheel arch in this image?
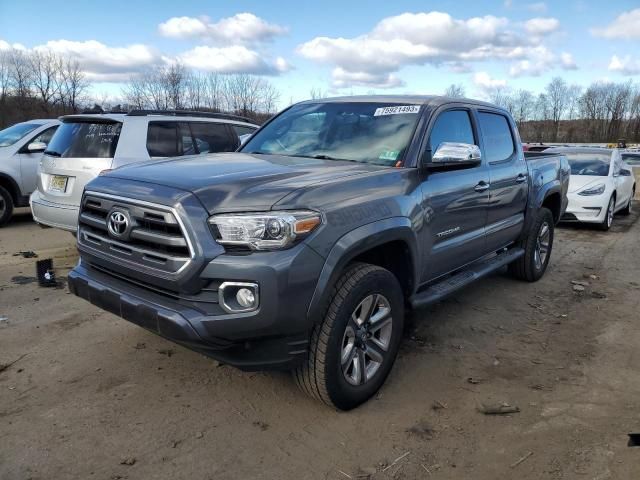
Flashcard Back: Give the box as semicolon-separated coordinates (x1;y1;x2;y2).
0;173;21;202
307;217;419;326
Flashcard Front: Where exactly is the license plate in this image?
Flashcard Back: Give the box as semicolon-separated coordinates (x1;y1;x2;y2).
49;175;68;193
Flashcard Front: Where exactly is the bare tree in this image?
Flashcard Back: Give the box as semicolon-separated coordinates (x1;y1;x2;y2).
29;50;60;113
58;58;89;112
309;87;327;100
444;83;465;98
545;77;569;141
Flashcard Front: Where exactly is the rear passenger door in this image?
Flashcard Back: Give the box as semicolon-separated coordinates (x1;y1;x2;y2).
478;111;528;252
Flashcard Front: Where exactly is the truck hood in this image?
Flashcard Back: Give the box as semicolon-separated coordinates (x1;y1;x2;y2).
104;152;388;213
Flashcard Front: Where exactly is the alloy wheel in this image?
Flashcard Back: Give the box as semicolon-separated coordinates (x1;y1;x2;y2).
534;221;550;271
607;198;614;228
341;293;393;386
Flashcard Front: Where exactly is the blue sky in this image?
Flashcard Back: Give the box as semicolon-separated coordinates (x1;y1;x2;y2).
1;0;639;106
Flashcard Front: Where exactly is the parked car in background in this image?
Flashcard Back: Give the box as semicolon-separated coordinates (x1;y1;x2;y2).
621;151;640;198
0;119;60;226
522;142;552;152
30;110;259;232
548;147;636;230
68;95;569;409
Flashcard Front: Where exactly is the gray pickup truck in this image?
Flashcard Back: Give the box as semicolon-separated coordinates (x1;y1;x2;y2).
68;96;569;410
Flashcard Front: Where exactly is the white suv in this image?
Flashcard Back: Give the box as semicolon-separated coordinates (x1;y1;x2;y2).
30;110;259;231
0;119;60;226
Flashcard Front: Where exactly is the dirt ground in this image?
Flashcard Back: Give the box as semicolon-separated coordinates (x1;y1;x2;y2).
1;205;640;480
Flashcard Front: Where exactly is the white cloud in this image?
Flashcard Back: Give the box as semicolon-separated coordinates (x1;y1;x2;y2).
158;13;287;45
560;52;577;70
33;40;158;81
526;2;547;13
175;46;290;75
297;11;564;88
331;68;404;89
0;39;27;51
524;17;560;36
473;71;507;89
608;54;640;75
592;8;640;39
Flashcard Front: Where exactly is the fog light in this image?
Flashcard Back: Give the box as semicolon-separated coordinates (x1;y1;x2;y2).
236;288;256;308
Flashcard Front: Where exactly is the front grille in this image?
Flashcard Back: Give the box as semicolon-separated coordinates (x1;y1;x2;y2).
78;192;193;275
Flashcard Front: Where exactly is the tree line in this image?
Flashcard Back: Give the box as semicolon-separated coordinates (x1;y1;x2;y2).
445;78;640;143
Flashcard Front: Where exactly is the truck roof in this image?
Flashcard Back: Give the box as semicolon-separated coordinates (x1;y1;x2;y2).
298;94;502;110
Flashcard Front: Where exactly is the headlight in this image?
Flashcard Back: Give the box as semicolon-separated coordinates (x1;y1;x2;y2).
578;183;605;196
209;210;321;250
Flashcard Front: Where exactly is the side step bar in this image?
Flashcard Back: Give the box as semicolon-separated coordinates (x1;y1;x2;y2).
409;247;525;309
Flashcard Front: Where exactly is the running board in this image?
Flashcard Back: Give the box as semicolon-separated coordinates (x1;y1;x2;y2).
410;247;525;309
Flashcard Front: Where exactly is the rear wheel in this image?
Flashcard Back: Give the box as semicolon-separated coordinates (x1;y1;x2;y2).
0;186;14;227
598;195;615;230
294;263;404;410
509;207;554;282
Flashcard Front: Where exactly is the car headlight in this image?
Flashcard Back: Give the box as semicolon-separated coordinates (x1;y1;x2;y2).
578;183;606;196
208;210;321;251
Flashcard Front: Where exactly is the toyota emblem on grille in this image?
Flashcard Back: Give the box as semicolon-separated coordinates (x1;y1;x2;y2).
108;210;129;237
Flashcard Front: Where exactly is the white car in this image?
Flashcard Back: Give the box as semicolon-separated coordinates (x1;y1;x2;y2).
548;147;636;230
30;110;259;232
0;119;60;226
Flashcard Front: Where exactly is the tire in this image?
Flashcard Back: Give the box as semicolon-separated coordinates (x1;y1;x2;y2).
509;207;554;282
598;195;615;231
620;187;634;216
0;185;14;227
294;263;404;410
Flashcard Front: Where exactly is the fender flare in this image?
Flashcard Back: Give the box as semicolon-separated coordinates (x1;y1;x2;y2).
306;216;419;325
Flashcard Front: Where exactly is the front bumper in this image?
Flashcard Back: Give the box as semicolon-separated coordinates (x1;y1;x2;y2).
561;193;607;224
30;191;78;232
69;242;325;370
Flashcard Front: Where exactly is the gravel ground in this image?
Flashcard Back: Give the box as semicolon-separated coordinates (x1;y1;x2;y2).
1;205;640;480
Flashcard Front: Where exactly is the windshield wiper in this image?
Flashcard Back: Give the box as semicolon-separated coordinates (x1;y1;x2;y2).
44;150;61;157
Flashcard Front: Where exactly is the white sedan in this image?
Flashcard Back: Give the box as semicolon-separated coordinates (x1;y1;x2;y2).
547;147;636;230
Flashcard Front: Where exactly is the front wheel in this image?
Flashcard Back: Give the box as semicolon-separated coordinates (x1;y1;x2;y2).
598;195;615;230
509;207;554;282
294;263;404;410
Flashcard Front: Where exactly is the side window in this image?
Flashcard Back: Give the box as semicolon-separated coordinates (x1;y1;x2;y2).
188;122;239;154
477;112;515;163
232;125;257;137
429;110;475;153
146;122;179;157
32;126;58;145
179;123;196;156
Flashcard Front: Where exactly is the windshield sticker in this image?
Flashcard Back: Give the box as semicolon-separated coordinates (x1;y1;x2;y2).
379;150;400;161
374;105;420;116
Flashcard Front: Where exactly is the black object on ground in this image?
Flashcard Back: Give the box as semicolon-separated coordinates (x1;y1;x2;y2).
628;433;640;447
13;251;38;258
36;259;57;287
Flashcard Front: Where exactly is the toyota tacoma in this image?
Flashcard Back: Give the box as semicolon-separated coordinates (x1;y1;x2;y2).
68;96;569;410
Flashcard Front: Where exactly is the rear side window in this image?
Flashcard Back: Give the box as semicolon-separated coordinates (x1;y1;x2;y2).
147;122;180;157
429;110;475;152
46;122;121;158
188;122;239;154
478;112;515;163
232;125;257;137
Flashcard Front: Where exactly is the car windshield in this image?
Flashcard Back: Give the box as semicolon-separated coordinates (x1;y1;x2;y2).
240;102;422;166
566;153;611;176
0;122;42;147
45;121;122;158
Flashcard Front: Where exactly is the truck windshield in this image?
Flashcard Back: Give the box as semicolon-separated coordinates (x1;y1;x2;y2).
241;102;422;166
566;153;611;176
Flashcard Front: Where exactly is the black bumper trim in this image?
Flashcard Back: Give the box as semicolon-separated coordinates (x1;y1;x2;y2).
68;264;309;371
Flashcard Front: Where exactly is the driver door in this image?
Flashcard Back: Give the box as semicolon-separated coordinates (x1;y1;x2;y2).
420;108;490;281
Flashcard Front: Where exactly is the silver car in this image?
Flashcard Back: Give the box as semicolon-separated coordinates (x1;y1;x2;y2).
30;110;259;231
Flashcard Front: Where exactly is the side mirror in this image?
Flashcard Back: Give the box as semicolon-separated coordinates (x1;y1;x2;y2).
620;168;632;177
27;141;47;153
428;142;482;169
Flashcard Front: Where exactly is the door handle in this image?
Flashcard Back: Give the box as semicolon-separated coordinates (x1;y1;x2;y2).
474;181;490;192
515;174;527;183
